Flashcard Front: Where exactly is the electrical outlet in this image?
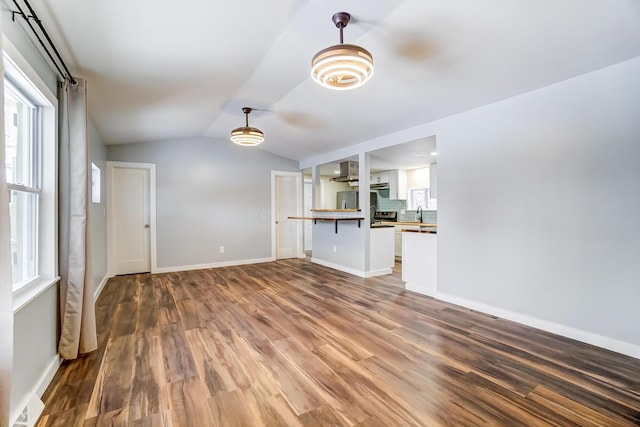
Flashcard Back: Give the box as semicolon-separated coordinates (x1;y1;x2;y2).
219;246;224;253
332;245;337;252
400;209;405;214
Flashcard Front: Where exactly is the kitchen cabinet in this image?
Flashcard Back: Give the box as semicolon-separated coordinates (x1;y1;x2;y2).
370;227;395;275
370;171;390;185
389;169;407;200
402;230;437;296
394;227;402;257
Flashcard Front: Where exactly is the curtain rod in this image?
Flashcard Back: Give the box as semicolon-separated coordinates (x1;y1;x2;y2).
11;0;78;85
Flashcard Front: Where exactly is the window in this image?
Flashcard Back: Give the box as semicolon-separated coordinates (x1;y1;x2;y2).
407;188;429;210
4;80;40;289
3;44;57;306
91;162;101;203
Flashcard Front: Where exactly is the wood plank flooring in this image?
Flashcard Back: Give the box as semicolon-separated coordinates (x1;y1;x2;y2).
38;259;640;426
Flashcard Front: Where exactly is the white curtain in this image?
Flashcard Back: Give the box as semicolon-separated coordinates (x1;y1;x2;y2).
58;78;97;359
0;7;14;427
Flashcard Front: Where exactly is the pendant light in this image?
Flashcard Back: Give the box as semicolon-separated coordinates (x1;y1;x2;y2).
311;12;374;90
230;107;264;146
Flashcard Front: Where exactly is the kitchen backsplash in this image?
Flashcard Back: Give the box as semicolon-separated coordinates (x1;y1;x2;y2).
377;197;405;212
376;192;437;223
402;210;437;223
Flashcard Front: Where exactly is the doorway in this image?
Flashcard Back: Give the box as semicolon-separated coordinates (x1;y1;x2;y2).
107;161;157;275
272;171;303;260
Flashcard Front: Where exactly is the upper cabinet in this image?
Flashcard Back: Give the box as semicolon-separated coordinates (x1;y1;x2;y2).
370;169;407;199
370;171;390;185
389;169;407;200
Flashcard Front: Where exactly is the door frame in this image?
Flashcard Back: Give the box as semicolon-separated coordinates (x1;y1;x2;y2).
271;171;304;259
106;161;158;276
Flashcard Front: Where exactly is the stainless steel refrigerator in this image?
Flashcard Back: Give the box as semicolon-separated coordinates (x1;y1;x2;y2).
336;191;377;210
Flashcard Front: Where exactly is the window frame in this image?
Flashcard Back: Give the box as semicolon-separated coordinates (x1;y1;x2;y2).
407;187;429;211
3;36;59;312
4;78;42;290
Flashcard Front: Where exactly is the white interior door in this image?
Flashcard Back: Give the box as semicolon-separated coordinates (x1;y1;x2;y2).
275;174;299;259
112;166;151;274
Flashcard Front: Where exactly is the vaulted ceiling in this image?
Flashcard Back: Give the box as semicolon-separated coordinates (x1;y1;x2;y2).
30;0;640;161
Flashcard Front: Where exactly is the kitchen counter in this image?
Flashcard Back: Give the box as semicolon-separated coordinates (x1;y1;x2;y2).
403;228;437;234
380;221;437;227
310;209;360;212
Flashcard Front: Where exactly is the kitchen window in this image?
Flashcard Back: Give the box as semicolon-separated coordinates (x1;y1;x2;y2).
3;44;58;309
407;188;428;210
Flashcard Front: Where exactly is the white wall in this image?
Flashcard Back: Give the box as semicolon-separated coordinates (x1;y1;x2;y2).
406;167;429;191
108;137;299;270
321;177;351;209
300;56;640;357
437;57;640;352
88;120;108;298
311;221;365;275
11;286;57;411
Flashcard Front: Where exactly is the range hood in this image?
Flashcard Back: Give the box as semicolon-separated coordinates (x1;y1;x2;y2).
370;182;389;189
331;161;359;182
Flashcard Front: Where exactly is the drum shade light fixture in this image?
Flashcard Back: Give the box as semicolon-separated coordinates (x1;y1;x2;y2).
311;12;374;90
230;107;264;146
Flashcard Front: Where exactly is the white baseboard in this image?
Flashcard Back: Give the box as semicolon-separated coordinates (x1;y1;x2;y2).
35;355;62;397
93;275;109;302
364;268;392;278
311;258;365;278
416;289;640;360
11;355;61;426
405;282;437;297
154;257;275;274
310;258;394;278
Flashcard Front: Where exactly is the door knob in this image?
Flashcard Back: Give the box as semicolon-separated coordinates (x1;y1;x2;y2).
144;224;150;228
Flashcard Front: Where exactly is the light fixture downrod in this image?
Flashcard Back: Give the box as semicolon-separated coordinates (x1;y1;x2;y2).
230;107;264;146
311;11;374;91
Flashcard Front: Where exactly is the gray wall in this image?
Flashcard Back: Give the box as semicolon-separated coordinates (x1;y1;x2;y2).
5;9;109;417
4;9;59;419
437;57;640;348
88;120;108;295
108;137;299;269
2;5;57;94
300;56;640;355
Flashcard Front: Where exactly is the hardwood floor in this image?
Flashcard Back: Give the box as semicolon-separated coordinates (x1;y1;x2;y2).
38;259;640;426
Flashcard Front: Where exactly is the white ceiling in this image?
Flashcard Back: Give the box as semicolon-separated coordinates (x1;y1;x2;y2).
31;0;640;161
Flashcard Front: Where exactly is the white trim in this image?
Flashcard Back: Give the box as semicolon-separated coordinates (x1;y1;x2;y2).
34;356;63;397
311;257;365;278
10;355;61;426
93;274;109;302
154;257;274;274
406;288;640;360
309;259;391;278
271;171;304;260
2;36;57;105
12;277;59;313
4;35;59;305
106;161;157;276
405;282;438;298
363;268;392;278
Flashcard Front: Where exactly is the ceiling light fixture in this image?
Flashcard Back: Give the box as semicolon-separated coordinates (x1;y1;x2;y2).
311;12;374;91
230;107;264;146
